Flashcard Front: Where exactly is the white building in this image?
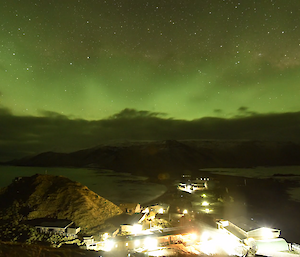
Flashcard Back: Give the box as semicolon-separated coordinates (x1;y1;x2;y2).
217;218;289;255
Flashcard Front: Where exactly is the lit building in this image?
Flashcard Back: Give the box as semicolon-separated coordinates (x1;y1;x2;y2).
177;178;208;193
106;213;146;236
143;203;170;214
216;217;289;254
217;218;281;240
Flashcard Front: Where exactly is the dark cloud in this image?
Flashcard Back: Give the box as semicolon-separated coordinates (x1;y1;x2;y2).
213;109;223;114
109;108;166;119
0;107;299;162
38;110;69;119
238;106;249;112
236;106;258;117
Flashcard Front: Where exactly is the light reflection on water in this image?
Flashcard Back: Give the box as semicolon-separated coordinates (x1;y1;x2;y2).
0;166;166;205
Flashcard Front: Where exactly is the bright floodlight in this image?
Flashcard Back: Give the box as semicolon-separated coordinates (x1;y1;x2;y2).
219;233;243;256
190;233;198;241
132;224;142;234
200;232;246;256
202;201;209;206
202;194;207;198
102;232;109;241
201;231;210;241
158;208;164;214
144;237;157;250
183;209;188;214
104;240;114;251
261;227;273;239
134;240;140;247
199;239;217;255
204;208;211;213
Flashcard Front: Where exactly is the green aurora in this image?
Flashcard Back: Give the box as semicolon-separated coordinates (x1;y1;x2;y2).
1;0;299;120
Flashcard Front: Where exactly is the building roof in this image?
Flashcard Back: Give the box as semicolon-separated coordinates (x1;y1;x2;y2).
123;213;144;225
218;217;281;241
106;213;144;227
224;224;247;240
226;216;260;232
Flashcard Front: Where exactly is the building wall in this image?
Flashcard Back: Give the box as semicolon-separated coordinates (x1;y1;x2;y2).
120;224;142;234
36;226;66;234
67;227;81;235
248;228;280;239
256;238;289;253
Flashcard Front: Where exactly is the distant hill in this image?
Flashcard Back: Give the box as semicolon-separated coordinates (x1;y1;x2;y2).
7;140;300;178
0;174;122;235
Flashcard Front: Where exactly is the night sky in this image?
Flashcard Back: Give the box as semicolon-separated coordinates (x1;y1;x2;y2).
1;0;300;160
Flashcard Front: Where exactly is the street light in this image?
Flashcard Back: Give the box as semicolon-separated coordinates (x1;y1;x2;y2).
144;237;157;250
202;201;209;206
261;227;273;239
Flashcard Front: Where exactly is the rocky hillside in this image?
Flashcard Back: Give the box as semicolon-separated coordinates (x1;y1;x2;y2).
0;174;122;235
8;140;300;178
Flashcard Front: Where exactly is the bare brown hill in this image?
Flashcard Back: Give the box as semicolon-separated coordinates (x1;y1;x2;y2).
0;174;122;235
